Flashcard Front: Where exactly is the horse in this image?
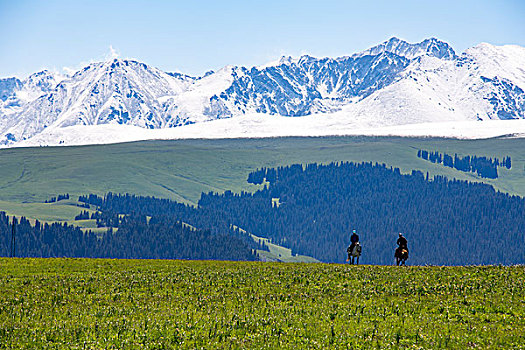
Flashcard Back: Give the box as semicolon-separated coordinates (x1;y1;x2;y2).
346;242;362;265
395;247;408;266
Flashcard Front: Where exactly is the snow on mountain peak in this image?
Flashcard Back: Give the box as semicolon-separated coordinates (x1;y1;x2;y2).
278;56;295;65
0;58;196;143
463;42;525;91
22;70;64;93
1;37;524;146
357;37;456;60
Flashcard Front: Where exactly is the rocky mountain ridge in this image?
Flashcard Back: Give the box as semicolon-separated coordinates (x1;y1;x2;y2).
1;37;524;145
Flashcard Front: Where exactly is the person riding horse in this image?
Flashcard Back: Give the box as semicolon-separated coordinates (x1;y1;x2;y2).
347;230;362;264
395;232;409;266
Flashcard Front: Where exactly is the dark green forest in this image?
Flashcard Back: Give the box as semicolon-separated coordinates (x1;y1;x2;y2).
79;162;524;265
2;161;524;265
0;212;256;261
208;162;524;265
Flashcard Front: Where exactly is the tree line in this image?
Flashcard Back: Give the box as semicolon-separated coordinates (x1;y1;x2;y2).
417;150;511;179
44;193;70;203
78;162;524;265
0;211;256;261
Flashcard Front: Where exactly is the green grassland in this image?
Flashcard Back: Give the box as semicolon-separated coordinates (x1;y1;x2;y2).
0;258;523;349
233;225;319;263
252;234;319;263
0;136;524;223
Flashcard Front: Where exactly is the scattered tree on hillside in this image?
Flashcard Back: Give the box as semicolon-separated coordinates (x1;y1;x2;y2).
417;150;511;179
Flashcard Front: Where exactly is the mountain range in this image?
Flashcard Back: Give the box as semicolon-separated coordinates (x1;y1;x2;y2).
1;37;525;146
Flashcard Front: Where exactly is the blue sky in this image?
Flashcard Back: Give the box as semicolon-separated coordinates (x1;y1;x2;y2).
1;0;524;78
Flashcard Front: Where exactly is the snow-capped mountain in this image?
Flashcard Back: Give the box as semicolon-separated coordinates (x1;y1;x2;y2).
1;37;524;146
356;37;457;60
0;77;22;102
0;70;65;138
208;51;410;117
0;61;194;141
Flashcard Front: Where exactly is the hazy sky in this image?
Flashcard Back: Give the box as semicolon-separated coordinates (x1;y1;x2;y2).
1;0;524;78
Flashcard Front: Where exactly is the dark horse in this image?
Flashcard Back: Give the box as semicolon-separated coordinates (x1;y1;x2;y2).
395;247;408;266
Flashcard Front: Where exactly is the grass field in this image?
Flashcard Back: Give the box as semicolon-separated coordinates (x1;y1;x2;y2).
1;136;524;223
0;258;523;349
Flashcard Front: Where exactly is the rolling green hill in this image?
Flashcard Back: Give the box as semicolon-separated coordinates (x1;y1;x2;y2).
0;136;524;223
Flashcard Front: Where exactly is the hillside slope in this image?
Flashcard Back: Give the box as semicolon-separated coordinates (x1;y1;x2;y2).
0;137;524;224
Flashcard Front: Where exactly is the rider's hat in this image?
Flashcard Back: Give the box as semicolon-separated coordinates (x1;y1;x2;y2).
398;232;403;236
352;230;357;233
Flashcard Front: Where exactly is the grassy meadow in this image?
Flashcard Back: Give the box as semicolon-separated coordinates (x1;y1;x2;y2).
0;258;523;349
1;136;525;223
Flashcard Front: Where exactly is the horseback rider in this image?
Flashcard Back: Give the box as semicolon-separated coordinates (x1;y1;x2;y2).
349;229;359;254
395;232;409;265
347;229;361;264
397;232;408;251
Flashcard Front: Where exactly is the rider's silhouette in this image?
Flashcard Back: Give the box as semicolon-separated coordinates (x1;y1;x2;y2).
349;229;359;253
397;232;408;251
